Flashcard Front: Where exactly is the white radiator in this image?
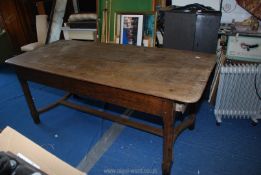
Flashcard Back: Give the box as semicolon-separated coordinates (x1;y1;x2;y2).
214;64;261;124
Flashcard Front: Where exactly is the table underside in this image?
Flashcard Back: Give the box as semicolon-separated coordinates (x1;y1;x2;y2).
15;66;196;175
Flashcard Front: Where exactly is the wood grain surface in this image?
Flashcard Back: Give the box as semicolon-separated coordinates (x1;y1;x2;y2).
6;40;216;103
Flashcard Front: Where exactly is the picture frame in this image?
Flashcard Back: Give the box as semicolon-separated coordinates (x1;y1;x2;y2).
142;13;156;47
115;12;156;47
120;14;143;46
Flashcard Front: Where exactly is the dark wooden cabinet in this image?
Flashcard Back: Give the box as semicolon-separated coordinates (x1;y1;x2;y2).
0;0;36;52
163;10;221;53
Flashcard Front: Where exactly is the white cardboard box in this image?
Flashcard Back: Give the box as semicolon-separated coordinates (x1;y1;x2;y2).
62;27;96;41
0;126;85;175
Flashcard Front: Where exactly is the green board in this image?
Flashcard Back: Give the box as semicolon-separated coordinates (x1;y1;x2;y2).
98;0;155;42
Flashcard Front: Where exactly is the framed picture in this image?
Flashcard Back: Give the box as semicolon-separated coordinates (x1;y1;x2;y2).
142;13;156;47
120;15;143;46
114;12;156;47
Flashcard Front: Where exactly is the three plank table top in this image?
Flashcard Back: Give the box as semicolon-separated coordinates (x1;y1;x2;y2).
7;40;216;103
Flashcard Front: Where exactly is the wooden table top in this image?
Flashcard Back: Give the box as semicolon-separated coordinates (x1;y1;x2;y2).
6;40;216;103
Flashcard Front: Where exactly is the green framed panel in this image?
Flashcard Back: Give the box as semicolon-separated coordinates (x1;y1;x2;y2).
98;0;155;42
114;12;156;47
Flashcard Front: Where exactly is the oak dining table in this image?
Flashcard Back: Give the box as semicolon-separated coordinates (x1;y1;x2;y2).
6;40;216;175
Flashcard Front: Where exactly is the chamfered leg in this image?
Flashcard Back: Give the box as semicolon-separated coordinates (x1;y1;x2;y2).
17;76;40;124
162;101;175;175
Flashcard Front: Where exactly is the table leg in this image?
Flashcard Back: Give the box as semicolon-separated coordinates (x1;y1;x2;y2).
188;104;196;130
162;101;175;175
17;77;40;124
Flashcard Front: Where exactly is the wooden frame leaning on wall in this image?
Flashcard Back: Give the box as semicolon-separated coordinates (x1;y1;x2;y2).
114;12;157;47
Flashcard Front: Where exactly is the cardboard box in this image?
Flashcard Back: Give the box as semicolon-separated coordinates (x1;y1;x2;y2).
62;27;96;41
0;126;85;175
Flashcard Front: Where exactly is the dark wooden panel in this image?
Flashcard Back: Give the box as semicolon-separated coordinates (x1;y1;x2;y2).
0;0;36;52
16;0;37;44
0;12;6;29
15;66;165;116
163;12;196;50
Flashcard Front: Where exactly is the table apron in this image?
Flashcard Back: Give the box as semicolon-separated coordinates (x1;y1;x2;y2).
15;66;169;116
